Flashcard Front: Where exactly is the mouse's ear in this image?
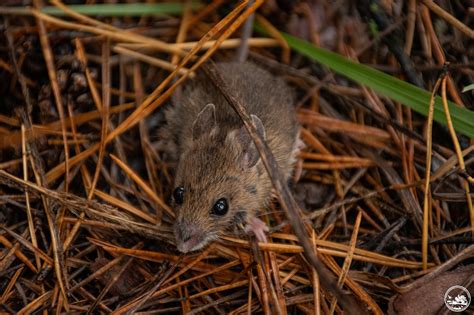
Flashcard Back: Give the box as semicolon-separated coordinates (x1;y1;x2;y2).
192;103;216;140
236;115;266;169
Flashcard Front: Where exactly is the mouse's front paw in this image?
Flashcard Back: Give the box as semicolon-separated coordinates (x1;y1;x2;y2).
245;217;269;243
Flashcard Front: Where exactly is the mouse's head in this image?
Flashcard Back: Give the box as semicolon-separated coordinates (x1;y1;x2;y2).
172;104;267;253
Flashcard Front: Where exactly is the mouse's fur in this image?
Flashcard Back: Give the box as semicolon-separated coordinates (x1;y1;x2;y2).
165;62;298;253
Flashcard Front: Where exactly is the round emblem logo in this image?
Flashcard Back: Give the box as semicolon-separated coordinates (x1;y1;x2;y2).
444;285;471;312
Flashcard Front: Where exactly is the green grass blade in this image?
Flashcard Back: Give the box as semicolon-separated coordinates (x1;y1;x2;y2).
257;26;474;138
462;84;474;93
1;3;200;17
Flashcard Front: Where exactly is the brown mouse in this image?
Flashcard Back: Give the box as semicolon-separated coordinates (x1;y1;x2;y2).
165;62;299;253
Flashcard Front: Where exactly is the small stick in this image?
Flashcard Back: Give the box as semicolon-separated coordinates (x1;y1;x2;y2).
21;125;40;270
32;1;70;308
329;210;363;314
404;0;416;54
88;38;110;200
113;46;192;77
422;70;444;270
236;0;255;62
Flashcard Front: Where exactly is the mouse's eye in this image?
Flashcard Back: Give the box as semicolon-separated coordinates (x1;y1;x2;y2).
173;186;185;205
211;198;228;216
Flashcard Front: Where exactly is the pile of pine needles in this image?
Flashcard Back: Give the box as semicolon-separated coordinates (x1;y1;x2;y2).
0;0;473;313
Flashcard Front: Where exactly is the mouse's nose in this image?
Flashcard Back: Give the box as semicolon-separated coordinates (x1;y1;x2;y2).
174;221;205;253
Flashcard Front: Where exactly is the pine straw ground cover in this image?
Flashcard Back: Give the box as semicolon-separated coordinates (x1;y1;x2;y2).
0;0;473;314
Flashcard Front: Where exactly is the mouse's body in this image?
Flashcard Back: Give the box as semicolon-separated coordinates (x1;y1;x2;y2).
166;62;298;253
